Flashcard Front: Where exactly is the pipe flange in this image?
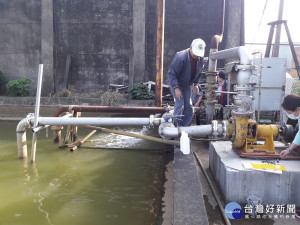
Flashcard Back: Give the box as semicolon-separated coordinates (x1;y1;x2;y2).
212;120;218;137
149;115;154;127
222;120;228;138
158;122;175;140
235;86;252;91
231;110;253;117
235;65;255;71
27;113;35;127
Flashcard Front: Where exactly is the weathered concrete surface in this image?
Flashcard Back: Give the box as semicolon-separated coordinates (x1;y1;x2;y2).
0;0;41;94
41;0;54;94
209;141;300;206
174;147;209;225
0;0;242;95
54;0;133;92
0;96;155;107
132;0;146;84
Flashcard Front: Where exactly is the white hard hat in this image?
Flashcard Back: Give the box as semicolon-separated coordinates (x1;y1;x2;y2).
191;38;206;57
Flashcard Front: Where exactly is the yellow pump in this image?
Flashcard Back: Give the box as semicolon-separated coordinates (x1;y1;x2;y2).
228;115;279;153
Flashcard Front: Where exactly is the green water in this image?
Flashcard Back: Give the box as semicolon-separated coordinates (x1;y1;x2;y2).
0;121;169;225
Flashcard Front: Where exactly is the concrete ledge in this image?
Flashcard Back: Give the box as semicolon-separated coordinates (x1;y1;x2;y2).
209;141;300;205
0;96;155;107
173;147;209;225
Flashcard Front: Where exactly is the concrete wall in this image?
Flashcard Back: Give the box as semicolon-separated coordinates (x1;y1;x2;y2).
0;0;243;95
53;0;133;92
0;0;41;94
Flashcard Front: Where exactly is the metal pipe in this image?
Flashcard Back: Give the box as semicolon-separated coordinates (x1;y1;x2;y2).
31;64;44;163
32;125;50;133
210;46;252;65
210;46;253;115
215;91;237;94
16;114;34;158
53;105;167;117
32;114;72;133
33;64;43;130
257;53;263;122
37;117;162;127
208;36;222;72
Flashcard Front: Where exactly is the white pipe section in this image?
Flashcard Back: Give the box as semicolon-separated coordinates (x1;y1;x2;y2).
33;64;43;128
31;64;44;163
209;46;252;65
32;114;72;133
162;125;213;138
36;117;162;127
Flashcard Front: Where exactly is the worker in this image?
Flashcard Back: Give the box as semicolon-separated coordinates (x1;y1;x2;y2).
280;94;300;158
167;38;205;127
216;71;228;107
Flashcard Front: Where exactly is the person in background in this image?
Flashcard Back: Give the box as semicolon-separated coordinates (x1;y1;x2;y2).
167;38;205;127
280;94;300;158
216;71;228;107
192;84;203;125
192;84;203;107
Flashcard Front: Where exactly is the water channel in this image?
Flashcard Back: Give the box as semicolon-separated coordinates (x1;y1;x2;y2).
0;120;171;225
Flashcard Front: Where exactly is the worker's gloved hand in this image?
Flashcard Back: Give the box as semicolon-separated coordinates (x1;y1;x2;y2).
279;149;291;159
175;88;181;100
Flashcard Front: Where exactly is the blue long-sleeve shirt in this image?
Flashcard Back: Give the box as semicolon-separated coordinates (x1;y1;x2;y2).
293;118;300;146
167;49;204;88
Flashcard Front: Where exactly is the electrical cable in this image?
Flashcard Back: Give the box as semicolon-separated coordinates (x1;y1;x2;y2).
249;0;269;47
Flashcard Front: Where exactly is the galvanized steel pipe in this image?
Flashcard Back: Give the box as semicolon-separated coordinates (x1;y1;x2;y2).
209;46;252;65
31;64;44;163
37;117;161;127
162;124;224;138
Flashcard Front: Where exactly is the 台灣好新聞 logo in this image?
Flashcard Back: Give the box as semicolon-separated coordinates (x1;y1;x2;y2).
225;202;243;219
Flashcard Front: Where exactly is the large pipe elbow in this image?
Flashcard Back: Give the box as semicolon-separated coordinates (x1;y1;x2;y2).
209;46;253;66
16;114;33;158
237;46;252;65
210;35;223;50
208;35;223;72
16;114;33;133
